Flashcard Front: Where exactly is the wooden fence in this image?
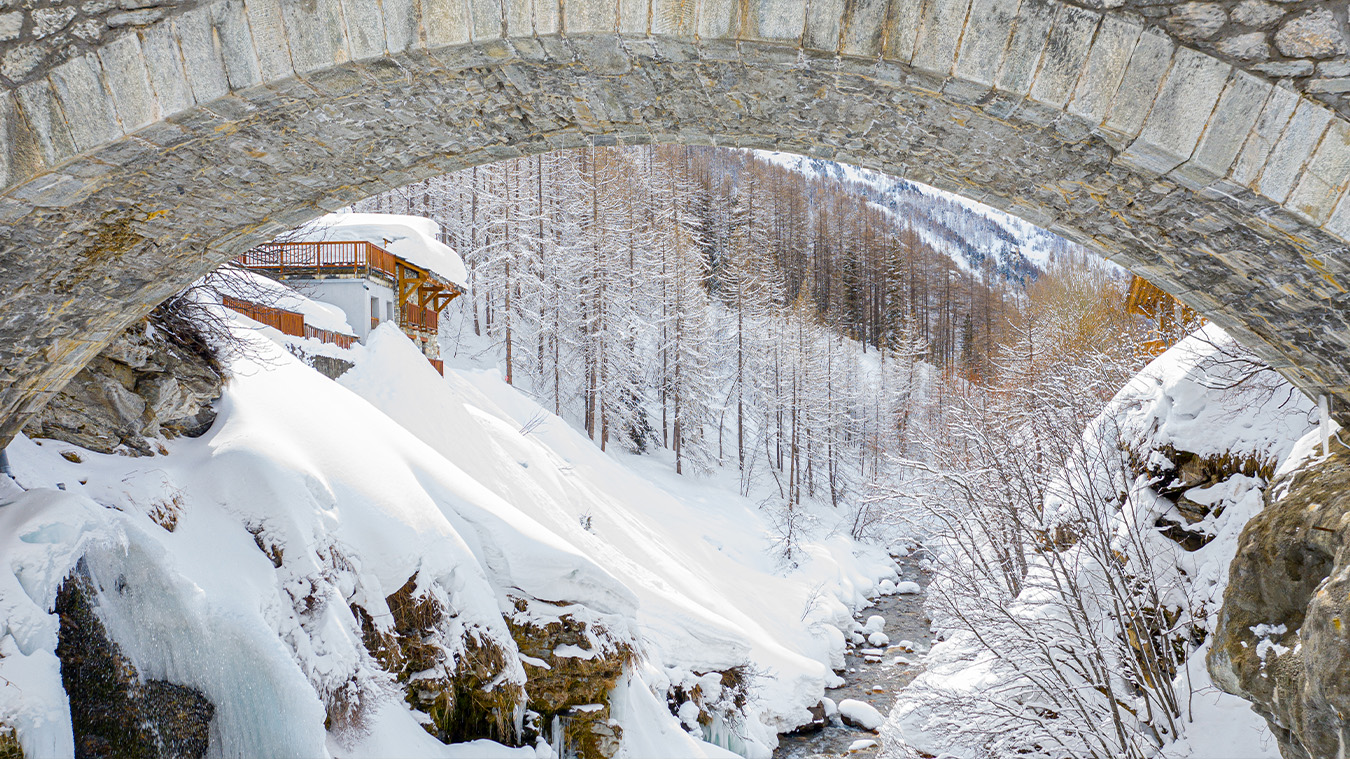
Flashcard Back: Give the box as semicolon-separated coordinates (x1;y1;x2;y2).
223;296;356;350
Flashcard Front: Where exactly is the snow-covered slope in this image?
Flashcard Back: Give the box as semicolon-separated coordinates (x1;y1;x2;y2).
756;151;1081;285
0;311;899;758
885;325;1315;759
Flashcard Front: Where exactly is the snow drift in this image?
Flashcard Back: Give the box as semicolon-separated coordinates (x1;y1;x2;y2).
0;308;898;758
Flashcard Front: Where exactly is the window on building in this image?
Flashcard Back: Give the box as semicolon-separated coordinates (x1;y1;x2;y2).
387;301;394;323
370;296;379;324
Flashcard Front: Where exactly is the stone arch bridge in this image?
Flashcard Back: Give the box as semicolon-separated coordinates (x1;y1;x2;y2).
1;0;1350;443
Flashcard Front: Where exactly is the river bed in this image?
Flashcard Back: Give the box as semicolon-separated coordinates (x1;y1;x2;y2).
773;555;933;758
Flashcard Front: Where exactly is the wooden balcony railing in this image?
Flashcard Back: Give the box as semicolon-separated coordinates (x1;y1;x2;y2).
400;302;439;332
223;296;304;337
235;241;398;281
223;296;355;350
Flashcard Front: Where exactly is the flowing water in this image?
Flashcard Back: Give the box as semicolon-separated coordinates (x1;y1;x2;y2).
773;556;933;758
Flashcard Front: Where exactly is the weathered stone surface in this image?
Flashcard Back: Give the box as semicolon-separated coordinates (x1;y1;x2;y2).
1;17;1350;458
1232;0;1282;28
1215;30;1271;61
1253;58;1315;76
1209;444;1350;759
23;309;223;456
1164;1;1225;40
1274;9;1347;59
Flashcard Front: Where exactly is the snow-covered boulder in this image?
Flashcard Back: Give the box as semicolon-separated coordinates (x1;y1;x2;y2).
863;616;886;634
838;699;884;731
895;581;921;595
867;632;890;647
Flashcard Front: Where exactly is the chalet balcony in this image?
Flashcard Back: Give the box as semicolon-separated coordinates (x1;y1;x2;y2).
400;302;439;333
234;241;399;282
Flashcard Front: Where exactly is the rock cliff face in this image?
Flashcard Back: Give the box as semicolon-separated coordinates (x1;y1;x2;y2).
55;565;214;759
1209;442;1350;759
23;315;223;456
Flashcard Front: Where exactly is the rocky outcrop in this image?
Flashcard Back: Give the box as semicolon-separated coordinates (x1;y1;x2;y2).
1209;443;1350;759
55;566;214;759
353;574;525;745
24;315;223;456
507;598;637;759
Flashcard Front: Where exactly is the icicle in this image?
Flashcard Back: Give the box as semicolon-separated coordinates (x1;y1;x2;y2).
1321;395;1332;457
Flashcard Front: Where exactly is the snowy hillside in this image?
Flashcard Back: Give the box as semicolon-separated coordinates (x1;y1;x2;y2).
0;303;903;758
756;151;1083;285
885;325;1317;759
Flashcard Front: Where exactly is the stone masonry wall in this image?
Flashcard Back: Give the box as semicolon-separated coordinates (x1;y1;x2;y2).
1;0;1350;443
1061;0;1350;117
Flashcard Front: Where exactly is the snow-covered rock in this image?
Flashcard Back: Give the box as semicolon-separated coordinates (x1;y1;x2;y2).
863;615;886;634
867;632;890;647
838;699;885;731
894;581;921;595
878;579;897;595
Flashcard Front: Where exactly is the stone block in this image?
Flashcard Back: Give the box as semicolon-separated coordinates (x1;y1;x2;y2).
570;0;628;35
1067;15;1140;124
882;0;923;64
1229;84;1298;187
651;0;697;37
1028;4;1098;108
952;0;1019;87
1172;71;1270;189
472;0;505;39
1118;47;1229;176
803;0;844;52
1287;119;1350;224
1256;99;1332;203
995;0;1054;96
1274;9;1345;59
911;0;972;77
504;0;530;37
243;0;294;81
698;0;737;39
50;54;122;152
1324;183;1350;243
748;0;806;43
382;0;420;51
212;0;263;88
1100;28;1173;144
616;0;644;34
281;0;350;74
1215;32;1271;62
424;0;471;46
97;33;158;132
174;8;231;103
839;0;890;59
341;0;388;59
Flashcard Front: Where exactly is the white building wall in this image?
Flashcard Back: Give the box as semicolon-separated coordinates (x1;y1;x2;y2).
284;278;396;341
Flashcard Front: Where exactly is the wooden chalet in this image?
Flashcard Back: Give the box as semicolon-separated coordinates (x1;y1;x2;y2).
231;236;463;372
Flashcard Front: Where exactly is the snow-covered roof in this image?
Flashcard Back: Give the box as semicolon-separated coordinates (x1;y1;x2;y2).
229;269;357;336
291;212;468;289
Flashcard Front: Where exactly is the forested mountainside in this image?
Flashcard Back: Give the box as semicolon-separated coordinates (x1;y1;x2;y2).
351;147;1150;557
357;146;1092;378
757;152;1078;286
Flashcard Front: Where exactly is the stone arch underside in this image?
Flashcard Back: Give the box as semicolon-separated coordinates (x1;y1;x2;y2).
2;0;1350;443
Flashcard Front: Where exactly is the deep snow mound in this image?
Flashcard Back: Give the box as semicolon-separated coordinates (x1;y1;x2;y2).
0;313;901;758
